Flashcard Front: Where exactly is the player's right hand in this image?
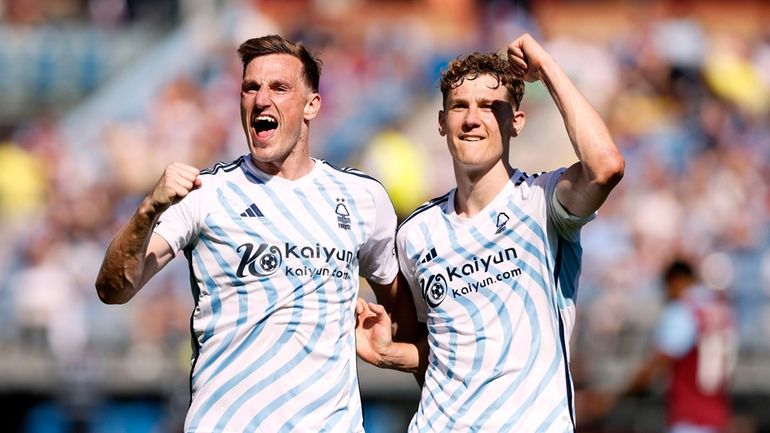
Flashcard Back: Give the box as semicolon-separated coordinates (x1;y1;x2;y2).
355;301;394;367
507;33;553;83
148;162;201;213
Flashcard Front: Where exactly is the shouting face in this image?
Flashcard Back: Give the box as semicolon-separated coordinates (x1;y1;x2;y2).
240;53;320;175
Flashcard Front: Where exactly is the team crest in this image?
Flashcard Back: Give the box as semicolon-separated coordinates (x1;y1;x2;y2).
335;198;351;230
495;212;509;234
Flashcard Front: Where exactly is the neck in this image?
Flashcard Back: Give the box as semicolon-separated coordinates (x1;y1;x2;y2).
453;159;513;218
253;155;315;180
252;131;314;180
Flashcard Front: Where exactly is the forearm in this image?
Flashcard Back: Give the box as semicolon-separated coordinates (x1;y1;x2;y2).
540;59;624;187
373;342;420;373
541;60;618;173
374;335;430;377
535;58;623;216
95;197;162;304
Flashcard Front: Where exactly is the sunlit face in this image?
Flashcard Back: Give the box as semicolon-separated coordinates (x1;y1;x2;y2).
240;54;320;172
439;74;523;172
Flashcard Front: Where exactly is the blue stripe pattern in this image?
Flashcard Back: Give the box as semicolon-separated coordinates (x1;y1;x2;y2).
175;157;388;432
188;187;276;386
405;171;579;432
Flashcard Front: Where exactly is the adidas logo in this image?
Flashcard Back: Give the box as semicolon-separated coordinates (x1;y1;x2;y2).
420;247;437;264
240;203;263;217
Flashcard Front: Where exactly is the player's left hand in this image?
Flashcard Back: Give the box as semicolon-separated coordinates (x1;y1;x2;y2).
507;33;553;83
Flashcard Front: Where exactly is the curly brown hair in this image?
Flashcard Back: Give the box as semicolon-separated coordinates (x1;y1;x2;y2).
440;52;524;109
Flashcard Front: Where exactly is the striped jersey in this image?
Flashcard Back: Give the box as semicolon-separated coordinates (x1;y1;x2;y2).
396;169;594;433
154;155;398;433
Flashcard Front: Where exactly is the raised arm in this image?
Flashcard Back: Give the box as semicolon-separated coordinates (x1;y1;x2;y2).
95;162;201;304
507;34;624;217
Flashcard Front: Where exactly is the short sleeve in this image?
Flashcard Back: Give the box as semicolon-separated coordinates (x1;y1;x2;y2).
153;187;203;253
545;169;596;242
358;183;399;285
653;302;698;358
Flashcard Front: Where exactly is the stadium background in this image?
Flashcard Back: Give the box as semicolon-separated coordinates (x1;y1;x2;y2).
0;0;769;432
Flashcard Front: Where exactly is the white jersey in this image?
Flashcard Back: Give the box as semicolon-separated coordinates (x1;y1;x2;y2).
397;169;594;433
154;155;398;433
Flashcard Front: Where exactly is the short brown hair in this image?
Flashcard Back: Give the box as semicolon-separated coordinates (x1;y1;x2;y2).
440;52;524;109
237;35;322;92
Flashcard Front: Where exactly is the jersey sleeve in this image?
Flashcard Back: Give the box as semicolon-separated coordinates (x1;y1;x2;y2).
153;185;205;253
358;183;399;285
396;227;429;323
543;168;596;242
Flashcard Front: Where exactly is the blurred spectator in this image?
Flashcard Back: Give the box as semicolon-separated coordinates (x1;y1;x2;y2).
595;258;737;433
2;0;179;26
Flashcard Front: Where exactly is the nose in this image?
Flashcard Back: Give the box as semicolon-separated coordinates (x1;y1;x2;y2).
463;105;481;130
254;87;270;109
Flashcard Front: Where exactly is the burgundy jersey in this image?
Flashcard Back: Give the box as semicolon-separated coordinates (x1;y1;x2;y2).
666;289;736;430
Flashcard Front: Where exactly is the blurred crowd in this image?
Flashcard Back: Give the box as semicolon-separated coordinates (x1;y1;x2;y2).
571;6;770;381
2;0;180;26
1;0;770;431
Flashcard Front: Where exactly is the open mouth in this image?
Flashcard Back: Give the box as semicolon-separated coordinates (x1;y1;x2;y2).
252;115;278;139
460;135;484;142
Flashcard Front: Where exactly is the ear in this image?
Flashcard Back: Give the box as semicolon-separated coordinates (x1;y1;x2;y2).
303;92;321;120
438;110;447;136
511;109;525;137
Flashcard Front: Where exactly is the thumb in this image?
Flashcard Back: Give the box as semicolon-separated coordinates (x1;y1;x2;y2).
368;303;387;316
356;298;367;314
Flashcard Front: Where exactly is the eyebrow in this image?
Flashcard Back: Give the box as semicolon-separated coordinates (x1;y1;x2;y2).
449;95;504;104
241;77;293;87
476;97;500;104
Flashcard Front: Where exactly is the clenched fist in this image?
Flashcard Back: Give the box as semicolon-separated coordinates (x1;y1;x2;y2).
506;33;554;83
148;162;202;213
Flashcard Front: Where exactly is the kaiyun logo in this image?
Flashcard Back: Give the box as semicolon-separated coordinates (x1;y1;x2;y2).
420;274;448;307
236;243;283;277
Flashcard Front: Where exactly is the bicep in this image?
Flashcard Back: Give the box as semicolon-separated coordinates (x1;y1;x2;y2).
555;161;612;218
140;233;176;287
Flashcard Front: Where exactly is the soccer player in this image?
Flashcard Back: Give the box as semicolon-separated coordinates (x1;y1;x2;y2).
617;259;736;433
355;33;625;432
96;35;401;433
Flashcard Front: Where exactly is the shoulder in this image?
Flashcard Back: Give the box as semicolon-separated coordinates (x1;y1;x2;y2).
199;155;248;176
318;160;385;187
397;191;451;234
511;169;570;209
317;160;392;206
198;155;248;179
515;169;564;189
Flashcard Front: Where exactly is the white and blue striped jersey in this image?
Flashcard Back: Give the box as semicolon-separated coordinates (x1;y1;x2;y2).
396;169;595;433
153;155;398;433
